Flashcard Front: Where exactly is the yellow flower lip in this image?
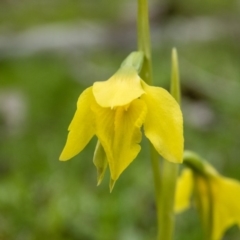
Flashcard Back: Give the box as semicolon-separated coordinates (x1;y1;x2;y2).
92;66;145;108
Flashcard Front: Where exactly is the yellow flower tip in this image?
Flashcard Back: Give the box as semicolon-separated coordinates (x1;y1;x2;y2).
96;167;106;186
109;179;116;193
92;66;145;108
59;153;70;161
59;144;79;161
97;174;103;186
165;152;183;164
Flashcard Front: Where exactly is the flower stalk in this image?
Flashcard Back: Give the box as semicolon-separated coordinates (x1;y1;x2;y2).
137;0;162;238
159;49;181;240
137;1;183;239
137;0;152;84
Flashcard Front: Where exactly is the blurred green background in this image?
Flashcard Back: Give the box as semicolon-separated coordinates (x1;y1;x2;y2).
0;0;240;239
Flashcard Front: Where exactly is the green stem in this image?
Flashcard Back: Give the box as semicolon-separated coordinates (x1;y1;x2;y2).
159;162;178;240
159;49;181;240
137;0;161;239
137;0;153;84
150;144;162;239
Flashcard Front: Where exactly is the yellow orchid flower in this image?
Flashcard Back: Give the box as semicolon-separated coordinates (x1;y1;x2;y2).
175;152;240;240
59;52;183;186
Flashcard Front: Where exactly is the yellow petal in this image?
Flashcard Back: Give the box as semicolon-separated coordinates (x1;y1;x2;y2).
92;99;147;180
211;176;240;240
92;66;145;108
60;87;95;161
93;141;108;186
141;81;184;163
174;169;193;213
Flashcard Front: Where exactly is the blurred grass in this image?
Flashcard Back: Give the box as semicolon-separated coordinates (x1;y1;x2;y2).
0;0;125;30
0;0;240;240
